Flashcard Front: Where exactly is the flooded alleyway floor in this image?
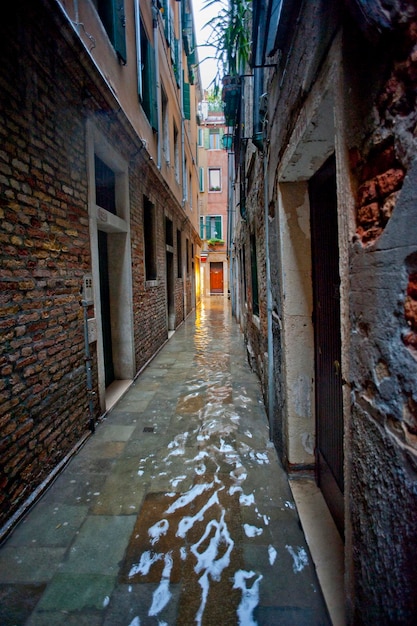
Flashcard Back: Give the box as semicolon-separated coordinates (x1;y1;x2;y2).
0;298;331;625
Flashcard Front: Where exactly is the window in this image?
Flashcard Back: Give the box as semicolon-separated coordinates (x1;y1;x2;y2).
208;168;221;192
95;155;116;214
189;172;193;210
177;229;182;278
186;238;190;274
174;124;179;183
184;158;188;200
198;128;204;146
143;196;157;281
161;86;170;163
138;19;158;130
94;0;126;63
183;78;191;121
209;129;220;149
200;215;222;240
250;234;259;316
165;217;173;247
199;167;204;192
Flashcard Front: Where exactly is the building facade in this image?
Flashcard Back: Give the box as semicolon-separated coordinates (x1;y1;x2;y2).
230;0;417;621
198;108;230;298
0;0;202;534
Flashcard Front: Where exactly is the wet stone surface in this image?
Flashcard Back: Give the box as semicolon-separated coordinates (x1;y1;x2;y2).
0;298;331;625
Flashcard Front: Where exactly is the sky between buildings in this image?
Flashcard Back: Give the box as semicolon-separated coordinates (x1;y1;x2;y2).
192;0;219;91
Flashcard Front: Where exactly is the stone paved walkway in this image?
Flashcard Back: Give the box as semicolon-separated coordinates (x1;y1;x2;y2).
0;298;331;625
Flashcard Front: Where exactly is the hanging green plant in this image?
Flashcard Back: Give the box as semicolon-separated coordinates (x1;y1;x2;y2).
202;0;252;95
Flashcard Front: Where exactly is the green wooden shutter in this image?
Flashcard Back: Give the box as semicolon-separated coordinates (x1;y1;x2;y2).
173;39;180;85
200;216;204;239
204;129;210;149
142;40;158;131
215;216;222;239
199;167;204;192
113;0;127;64
183;79;191;120
206;217;211;239
149;41;158;131
98;0;126;63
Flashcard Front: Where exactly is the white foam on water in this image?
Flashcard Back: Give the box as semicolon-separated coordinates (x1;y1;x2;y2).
285;545;309;572
233;569;263;626
164;481;215;515
171;475;186;488
191;508;234;625
148;519;169;545
268;545;277;565
148;552;173;617
243;524;263;538
239;492;255;506
176;489;222;538
129;550;163;578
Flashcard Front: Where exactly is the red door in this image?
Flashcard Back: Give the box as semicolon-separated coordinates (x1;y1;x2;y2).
210;262;224;294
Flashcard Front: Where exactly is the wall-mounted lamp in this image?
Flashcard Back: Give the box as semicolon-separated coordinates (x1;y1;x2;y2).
222;133;233;151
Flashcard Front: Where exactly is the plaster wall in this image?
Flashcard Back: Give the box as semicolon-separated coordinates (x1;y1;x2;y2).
278;183;315;467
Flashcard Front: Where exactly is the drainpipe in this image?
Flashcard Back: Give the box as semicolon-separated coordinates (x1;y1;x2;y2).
152;0;162;169
263;110;274;440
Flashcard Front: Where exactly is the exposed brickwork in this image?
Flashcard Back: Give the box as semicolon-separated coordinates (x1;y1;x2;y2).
352;141;405;244
0;2;198;530
352;19;417;245
0;29;95;523
403;269;417;354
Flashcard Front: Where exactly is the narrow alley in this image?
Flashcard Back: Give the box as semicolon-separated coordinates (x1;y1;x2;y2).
0;298;331;625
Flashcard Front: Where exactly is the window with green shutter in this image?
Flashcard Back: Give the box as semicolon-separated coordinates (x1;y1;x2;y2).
97;0;127;63
205;215;222;240
139;19;158;131
199;167;204;192
183;79;191;120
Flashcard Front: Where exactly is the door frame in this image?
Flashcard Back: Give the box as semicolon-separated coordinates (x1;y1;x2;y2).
275;47;350;534
309;154;344;536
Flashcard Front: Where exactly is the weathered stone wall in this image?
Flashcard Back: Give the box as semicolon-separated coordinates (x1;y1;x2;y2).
344;7;417;621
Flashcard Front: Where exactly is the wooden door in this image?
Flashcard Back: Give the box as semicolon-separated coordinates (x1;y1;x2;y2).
309;155;344;537
210;262;224;294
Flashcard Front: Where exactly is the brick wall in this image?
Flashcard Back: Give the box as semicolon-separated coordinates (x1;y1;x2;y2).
0;8;95;525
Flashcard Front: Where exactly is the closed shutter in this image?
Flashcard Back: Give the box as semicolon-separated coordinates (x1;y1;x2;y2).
98;0;126;63
183;79;191;120
215;216;222;239
149;41;158;131
113;0;127;63
200;216;204;238
204;129;210;149
199;167;204;192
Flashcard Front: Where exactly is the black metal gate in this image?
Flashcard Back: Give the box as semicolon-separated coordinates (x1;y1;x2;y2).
309;155;344;537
